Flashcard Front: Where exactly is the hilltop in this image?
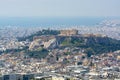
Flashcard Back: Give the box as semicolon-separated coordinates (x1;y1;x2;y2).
3;29;120;59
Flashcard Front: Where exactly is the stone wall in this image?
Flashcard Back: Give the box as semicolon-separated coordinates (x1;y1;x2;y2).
60;29;78;36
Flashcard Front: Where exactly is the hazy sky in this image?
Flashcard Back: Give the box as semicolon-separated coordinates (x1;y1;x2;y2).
0;0;120;17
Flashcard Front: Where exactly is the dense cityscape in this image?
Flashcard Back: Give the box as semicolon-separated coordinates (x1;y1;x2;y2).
0;0;120;80
0;20;120;80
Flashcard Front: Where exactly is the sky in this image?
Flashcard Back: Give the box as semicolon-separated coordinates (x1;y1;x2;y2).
0;0;120;17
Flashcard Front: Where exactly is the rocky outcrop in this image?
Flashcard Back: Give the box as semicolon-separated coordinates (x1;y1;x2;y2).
29;36;57;50
29;39;43;50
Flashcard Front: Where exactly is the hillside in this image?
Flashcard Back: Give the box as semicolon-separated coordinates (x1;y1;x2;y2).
5;29;120;58
57;36;120;56
26;34;120;58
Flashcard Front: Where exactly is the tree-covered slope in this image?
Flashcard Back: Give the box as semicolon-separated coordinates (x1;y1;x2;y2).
59;36;120;56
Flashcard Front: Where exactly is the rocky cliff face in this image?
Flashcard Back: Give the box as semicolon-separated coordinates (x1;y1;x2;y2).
29;36;57;50
29;39;43;50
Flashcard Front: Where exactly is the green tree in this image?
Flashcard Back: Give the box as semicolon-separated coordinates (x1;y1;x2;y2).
85;48;95;57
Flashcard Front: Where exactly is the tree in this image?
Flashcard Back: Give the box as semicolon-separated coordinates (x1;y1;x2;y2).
85;48;95;57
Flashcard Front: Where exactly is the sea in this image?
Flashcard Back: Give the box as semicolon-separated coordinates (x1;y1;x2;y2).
0;17;119;28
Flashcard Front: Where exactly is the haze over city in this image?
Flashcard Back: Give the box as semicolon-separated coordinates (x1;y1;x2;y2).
0;0;120;80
